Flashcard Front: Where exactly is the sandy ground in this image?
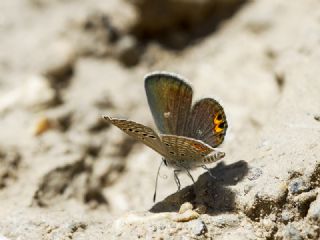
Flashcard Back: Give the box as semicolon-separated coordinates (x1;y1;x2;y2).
0;0;320;239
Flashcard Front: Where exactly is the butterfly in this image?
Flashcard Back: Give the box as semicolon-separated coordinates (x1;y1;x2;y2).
104;72;228;201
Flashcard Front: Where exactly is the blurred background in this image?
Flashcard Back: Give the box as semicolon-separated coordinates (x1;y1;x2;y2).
0;0;319;238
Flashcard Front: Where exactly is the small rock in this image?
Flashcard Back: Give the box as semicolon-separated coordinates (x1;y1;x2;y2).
314;114;320;121
281;224;303;240
179;202;193;214
33;116;52;136
189;219;207;236
288;178;310;194
281;210;294;223
307;194;320;221
173;209;199;222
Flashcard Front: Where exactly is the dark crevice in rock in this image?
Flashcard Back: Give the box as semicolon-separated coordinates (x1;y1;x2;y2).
32;157;89;207
296;193;318;218
310;163;320;188
246;188;288;222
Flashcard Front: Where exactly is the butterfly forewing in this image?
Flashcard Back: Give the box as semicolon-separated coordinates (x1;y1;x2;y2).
145;72;193;136
161;134;214;161
186;98;228;148
104;116;165;155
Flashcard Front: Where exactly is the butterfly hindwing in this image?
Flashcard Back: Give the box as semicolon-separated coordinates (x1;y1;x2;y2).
104;116;165;155
145;72;193;136
160;134;214;161
186;98;228;148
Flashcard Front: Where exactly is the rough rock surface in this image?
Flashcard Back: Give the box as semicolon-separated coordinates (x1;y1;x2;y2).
0;0;320;239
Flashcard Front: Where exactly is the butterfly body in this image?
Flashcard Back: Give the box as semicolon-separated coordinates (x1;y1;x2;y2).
104;72;228;197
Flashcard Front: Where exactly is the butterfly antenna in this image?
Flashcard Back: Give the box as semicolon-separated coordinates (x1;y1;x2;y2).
153;160;164;202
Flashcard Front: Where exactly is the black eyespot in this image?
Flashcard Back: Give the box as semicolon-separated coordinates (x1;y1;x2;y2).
165;143;170;146
128;128;133;131
181;153;185;156
169;151;175;155
217;114;222;121
149;135;156;139
218;122;225;129
134;130;139;133
142;133;147;136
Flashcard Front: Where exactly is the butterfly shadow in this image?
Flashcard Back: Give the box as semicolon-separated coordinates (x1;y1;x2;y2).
150;160;249;215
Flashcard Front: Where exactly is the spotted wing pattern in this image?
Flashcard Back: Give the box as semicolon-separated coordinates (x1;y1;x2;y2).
104;116;165;155
145;72;193;136
160;134;214;161
187;98;228;148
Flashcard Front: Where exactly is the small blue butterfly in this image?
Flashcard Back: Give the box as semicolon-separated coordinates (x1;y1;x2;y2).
104;72;228;201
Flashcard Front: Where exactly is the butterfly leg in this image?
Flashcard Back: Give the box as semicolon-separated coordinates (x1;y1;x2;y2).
185;169;195;184
153;160;164;202
202;165;216;179
173;170;181;191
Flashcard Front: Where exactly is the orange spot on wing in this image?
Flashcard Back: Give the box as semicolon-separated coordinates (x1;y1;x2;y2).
213;113;224;133
214;125;223;133
192;143;207;152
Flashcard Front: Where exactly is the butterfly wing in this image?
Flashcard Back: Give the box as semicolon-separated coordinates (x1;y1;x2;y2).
104;116;165;155
144;72;193;136
186;98;228;148
161;134;214;159
160;135;225;169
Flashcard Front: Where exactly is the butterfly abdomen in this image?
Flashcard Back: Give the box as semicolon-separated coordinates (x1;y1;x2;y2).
202;151;225;164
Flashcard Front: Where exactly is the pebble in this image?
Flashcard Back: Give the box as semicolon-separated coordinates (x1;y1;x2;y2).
288;178;310;194
179;202;193;214
307;194;320;221
33;116;52;136
281;210;294;223
282;224;303;240
189;219;207;236
173;210;199;222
